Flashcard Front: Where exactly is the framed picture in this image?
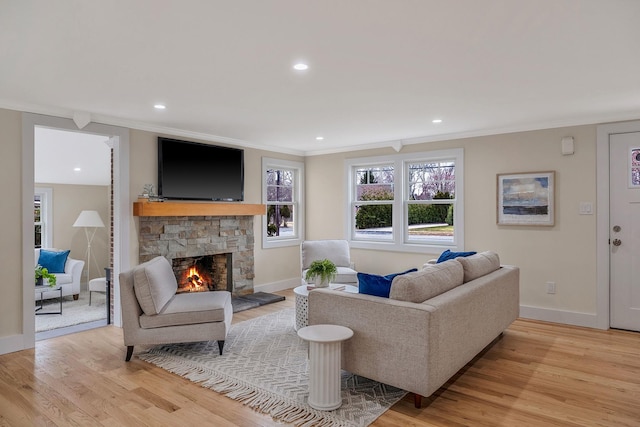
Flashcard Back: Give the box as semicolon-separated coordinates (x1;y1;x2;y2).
497;171;555;226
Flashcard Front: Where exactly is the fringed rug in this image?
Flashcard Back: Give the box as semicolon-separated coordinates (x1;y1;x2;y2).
138;308;407;426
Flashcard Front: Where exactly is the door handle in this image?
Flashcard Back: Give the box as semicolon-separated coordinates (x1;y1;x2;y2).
612;239;622;247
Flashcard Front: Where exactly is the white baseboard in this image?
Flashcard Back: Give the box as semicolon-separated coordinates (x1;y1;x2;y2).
0;334;31;356
519;305;601;329
254;278;300;294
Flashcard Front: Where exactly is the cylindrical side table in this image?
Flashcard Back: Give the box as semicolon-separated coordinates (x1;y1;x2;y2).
297;324;354;411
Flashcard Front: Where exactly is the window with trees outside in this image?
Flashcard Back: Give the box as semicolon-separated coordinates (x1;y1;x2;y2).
346;148;464;252
262;158;304;248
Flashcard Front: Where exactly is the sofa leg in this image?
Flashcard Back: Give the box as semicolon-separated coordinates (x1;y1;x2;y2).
73;294;79;301
414;393;423;408
217;340;225;355
125;346;134;361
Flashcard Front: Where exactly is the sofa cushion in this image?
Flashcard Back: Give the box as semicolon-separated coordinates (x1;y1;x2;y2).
389;260;464;303
133;256;178;315
436;249;477;263
457;251;501;282
358;268;418;298
139;291;231;329
38;249;70;273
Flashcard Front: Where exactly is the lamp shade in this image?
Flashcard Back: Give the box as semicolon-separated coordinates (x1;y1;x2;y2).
73;210;105;228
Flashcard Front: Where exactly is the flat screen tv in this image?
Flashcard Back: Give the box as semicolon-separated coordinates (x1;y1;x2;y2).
158;137;244;201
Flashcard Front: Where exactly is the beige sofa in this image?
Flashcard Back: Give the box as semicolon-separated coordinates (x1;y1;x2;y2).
308;251;519;407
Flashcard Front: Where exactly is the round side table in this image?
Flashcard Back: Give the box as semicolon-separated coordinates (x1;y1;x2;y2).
297;324;353;411
293;284;358;331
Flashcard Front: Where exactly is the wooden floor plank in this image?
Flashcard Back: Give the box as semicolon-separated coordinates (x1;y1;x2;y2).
1;289;639;426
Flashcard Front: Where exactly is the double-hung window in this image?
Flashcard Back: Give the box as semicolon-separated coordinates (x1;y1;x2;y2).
346;148;464;253
34;187;53;248
262;158;304;248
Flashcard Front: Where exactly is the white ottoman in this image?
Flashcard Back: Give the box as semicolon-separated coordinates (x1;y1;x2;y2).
88;277;107;305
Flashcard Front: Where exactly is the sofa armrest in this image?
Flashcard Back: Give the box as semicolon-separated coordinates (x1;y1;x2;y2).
65;257;85;294
308;289;435;396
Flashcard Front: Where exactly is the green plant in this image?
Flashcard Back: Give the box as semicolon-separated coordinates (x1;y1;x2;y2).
305;259;337;285
35;264;57;287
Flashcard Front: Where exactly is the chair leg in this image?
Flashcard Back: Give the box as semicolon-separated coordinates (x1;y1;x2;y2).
414;393;423;408
125;346;134;361
89;291;92;306
217;340;225;355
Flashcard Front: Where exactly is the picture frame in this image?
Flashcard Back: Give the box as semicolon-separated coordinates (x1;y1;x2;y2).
497;171;555;226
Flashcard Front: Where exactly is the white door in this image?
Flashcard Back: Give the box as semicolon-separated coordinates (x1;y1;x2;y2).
610;132;640;331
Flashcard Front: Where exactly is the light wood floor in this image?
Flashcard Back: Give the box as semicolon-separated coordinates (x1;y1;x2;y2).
1;289;639;426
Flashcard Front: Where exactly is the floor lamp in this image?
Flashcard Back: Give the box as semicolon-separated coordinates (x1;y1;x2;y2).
73;210;105;282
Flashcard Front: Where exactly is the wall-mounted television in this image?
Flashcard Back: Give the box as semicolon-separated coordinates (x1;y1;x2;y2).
158;137;244;201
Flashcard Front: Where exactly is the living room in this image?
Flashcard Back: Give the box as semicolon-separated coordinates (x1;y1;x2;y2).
1;2;639;425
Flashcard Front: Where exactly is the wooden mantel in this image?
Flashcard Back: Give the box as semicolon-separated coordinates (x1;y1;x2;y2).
133;198;265;217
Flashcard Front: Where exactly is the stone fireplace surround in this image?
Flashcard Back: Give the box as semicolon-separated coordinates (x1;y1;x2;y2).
138;215;255;295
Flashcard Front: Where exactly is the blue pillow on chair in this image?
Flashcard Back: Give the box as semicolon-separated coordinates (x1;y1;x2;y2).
38;249;71;273
436;249;476;263
358;268;418;298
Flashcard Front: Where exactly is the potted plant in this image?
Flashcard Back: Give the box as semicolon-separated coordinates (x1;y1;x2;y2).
304;259;337;288
35;264;57;287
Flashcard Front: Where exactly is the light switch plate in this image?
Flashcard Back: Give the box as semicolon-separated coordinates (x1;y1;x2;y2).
579;202;593;215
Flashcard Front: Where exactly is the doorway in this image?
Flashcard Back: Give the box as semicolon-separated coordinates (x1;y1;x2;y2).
21;113;130;349
596;120;640;331
34;127;111;339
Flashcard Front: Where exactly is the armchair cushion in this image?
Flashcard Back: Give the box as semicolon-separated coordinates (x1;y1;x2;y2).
301;240;352;269
133;256;178;315
38;249;70;273
140;291;231;329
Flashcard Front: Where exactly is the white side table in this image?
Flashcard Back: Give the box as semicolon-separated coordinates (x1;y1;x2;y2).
293;284;358;331
297;324;353;411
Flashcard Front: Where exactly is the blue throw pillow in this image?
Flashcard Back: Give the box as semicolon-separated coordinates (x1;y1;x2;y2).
38;249;70;273
358;268;418;298
436;249;477;263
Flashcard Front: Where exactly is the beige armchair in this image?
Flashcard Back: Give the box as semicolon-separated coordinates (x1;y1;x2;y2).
301;239;358;285
119;256;233;361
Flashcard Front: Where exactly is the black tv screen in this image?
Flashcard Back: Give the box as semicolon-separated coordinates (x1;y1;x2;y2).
158;137;244;201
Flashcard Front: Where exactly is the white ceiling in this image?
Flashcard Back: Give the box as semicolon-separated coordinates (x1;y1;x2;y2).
2;1;640;155
35;127;111;186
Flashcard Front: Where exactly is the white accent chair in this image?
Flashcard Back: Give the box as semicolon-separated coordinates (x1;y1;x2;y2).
34;248;84;301
119;256;233;361
301;240;358;285
88;277;107;305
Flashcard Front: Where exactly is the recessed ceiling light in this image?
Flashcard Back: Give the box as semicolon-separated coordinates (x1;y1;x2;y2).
316;136;324;141
154;104;166;110
293;63;309;71
432;119;442;124
73;167;81;172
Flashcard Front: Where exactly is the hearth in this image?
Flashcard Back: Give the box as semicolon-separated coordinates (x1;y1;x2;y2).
172;253;232;293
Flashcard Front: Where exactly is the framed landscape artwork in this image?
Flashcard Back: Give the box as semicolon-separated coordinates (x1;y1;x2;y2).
497;171;555;226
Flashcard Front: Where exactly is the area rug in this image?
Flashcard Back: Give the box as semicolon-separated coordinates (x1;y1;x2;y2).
35;290;107;332
139;308;407;426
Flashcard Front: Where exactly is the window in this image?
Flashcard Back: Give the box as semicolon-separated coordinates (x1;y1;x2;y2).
34;187;53;248
346;149;464;253
262;158;304;248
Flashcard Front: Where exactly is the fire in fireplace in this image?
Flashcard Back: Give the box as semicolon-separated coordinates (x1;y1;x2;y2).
172;253;232;293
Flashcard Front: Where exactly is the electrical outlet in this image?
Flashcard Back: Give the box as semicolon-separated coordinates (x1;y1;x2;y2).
546;282;556;294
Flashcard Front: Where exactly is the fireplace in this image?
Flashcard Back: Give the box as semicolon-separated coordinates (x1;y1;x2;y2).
138;215;255;295
172;253;232;293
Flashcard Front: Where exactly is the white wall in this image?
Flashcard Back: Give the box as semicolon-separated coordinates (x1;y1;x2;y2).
306;125;598;325
0;106;609;355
